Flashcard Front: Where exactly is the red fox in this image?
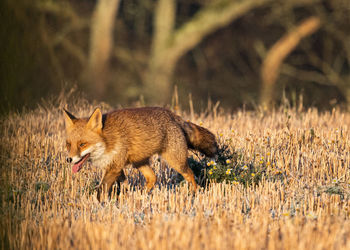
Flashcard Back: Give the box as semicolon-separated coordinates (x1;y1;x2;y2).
63;107;217;201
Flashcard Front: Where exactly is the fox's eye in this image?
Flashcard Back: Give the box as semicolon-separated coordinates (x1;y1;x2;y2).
79;142;86;148
66;141;71;149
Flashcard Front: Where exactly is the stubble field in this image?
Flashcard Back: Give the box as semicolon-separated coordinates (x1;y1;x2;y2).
1;99;350;249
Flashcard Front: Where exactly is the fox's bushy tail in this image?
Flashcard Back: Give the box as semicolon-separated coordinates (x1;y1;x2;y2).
174;116;218;157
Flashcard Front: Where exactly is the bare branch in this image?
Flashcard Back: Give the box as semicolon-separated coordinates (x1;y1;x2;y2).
168;0;273;63
145;0;274;103
281;64;332;86
35;0;85;23
260;16;321;108
60;39;87;66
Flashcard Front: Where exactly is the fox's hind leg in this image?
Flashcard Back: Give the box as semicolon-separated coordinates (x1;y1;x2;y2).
161;131;197;192
134;159;157;192
162;154;197;192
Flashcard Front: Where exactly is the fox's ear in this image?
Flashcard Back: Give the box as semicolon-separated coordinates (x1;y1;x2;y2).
63;109;77;129
86;108;102;132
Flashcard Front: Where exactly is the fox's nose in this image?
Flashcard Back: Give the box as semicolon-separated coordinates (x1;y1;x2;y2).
66;157;72;163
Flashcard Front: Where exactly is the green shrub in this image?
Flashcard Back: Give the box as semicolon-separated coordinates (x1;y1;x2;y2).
187;144;284;187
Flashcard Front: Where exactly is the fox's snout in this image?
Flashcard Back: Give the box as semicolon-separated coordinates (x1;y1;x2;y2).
66;157;73;163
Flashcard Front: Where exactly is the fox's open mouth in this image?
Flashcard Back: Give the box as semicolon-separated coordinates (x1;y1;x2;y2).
72;153;90;173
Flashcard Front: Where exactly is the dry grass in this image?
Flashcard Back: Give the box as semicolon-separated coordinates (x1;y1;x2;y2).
1;98;350;250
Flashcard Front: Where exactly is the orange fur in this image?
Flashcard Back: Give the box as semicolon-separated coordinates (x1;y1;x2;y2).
64;107;217;201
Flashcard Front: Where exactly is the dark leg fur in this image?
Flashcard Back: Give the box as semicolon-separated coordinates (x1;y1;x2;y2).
97;169;126;202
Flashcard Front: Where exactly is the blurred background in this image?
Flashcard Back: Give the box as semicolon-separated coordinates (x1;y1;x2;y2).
1;0;349;114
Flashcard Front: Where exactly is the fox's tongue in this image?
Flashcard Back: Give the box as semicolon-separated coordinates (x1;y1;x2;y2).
72;154;90;173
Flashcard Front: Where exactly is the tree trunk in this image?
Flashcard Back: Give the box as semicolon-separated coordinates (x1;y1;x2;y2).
83;0;120;99
144;56;177;103
144;0;176;103
144;0;273;104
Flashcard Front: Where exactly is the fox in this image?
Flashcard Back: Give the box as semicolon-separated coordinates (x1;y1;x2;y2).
63;107;217;201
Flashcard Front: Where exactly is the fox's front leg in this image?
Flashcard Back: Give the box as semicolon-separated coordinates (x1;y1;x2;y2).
97;167;126;202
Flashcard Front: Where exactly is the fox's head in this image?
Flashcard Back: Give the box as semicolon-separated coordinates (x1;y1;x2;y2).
63;108;106;173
